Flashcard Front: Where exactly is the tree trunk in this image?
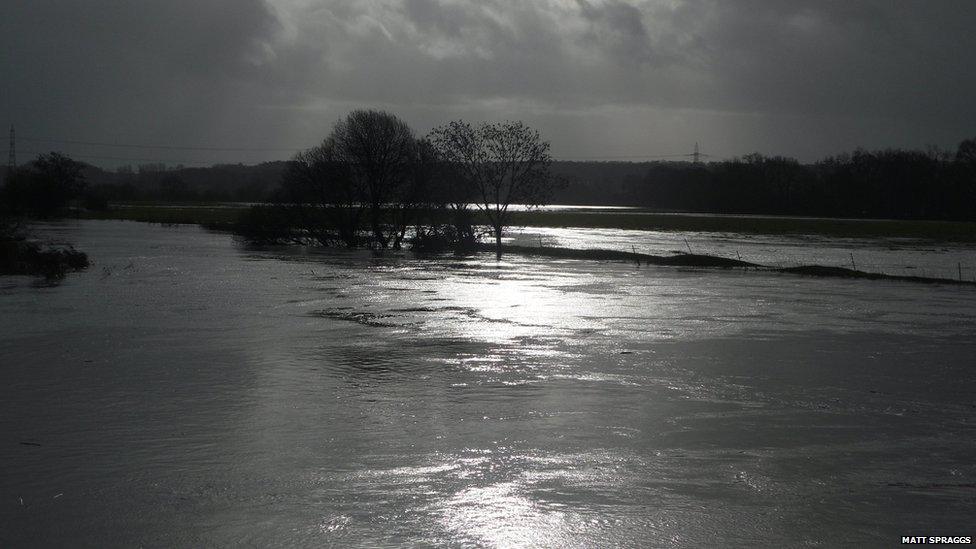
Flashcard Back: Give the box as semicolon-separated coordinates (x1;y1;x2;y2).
494;226;503;259
370;203;387;248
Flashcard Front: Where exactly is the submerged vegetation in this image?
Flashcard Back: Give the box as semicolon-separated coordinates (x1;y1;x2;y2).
0;218;89;279
247;109;559;257
0;153;91;280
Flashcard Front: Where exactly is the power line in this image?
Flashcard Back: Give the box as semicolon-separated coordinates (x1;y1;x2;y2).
18;137;704;160
556;153;688;160
6;135;723;166
10;148;720;167
18;135;715;158
555;143;718;161
14;149;237;167
554;153;718;161
18;135;304;153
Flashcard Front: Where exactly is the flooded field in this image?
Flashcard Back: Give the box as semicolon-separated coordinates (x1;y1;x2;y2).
510;226;976;281
1;220;975;547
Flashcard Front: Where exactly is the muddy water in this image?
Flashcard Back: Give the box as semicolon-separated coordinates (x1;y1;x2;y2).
1;220;974;547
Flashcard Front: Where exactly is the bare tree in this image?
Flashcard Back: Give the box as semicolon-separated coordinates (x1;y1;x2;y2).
390;137;441;249
332;109;417;249
424;131;476;249
429;120;555;258
279;139;363;247
274;110;426;248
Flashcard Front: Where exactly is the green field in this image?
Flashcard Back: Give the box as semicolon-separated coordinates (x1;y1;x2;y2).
80;203;976;242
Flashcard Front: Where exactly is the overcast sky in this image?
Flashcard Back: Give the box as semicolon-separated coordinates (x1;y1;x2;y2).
3;0;975;167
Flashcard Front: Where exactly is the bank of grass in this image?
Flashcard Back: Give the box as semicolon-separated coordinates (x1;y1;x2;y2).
80;202;976;242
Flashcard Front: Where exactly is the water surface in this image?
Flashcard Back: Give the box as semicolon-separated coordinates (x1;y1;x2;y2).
1;220;974;547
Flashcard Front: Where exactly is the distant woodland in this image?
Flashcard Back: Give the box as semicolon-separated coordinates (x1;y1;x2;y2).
6;138;976;222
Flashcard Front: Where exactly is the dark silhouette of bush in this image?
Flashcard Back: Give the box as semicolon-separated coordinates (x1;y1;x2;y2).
0;152;92;280
158;173;196;202
277;142;365;247
81;186;110;211
956;138;976;165
0;218;89;279
1;152;88;217
234;203;303;245
332;110;419;249
261;110;465;250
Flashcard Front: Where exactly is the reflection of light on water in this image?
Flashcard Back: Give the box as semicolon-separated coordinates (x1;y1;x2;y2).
365;462;460;478
440;482;571;549
430;450;645;547
319;515;351;533
544;372;641;386
446;270;595;343
328;450;637;547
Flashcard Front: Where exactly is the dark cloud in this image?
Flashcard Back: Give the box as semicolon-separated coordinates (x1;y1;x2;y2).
1;0;285;164
2;0;975;165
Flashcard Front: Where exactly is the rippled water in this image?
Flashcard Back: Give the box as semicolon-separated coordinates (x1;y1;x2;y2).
1;220;975;547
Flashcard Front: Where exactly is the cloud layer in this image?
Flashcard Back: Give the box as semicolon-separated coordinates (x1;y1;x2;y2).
3;0;975;165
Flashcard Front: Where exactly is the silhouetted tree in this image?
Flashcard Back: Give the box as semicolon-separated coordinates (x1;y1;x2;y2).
430;120;556;258
956;138;976;165
271;111;437;248
331;109;417;248
391;137;440;249
159;174;193;201
279;140;363;247
1;152;87;217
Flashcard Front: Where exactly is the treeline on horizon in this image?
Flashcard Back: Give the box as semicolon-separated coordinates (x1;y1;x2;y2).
625;143;976;221
4;138;976;222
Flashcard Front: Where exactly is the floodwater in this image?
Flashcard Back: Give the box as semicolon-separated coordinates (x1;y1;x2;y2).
509;226;976;281
1;220;974;548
